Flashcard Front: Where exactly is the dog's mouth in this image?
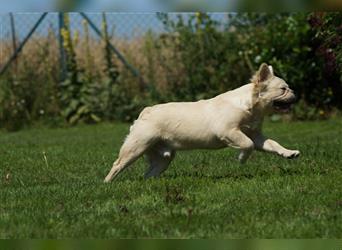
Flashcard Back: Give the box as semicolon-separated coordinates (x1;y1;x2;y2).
272;100;294;113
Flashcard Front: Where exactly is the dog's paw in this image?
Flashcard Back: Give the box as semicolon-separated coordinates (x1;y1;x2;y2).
283;150;300;159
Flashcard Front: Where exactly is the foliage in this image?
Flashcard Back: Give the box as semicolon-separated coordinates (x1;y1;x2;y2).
243;13;338;114
153;12;342;116
308;12;342;107
0;76;29;131
0;12;341;130
228;13;342;111
100;12;124;120
1;120;342;237
59;14;102;125
0;27;60;131
155;12;249;101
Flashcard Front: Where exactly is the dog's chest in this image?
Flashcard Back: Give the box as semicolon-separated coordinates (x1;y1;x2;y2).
240;113;263;132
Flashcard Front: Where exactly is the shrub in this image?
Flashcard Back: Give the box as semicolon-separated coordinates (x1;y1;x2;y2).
59;14;101;124
155;13;250;101
228;13;342;112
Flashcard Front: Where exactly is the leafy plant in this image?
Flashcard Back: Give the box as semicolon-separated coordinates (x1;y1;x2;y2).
101;12;122;120
0;76;29;131
156;13;246;101
59;14;101;124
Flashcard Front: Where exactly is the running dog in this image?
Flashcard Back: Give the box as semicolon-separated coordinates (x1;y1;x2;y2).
104;63;300;182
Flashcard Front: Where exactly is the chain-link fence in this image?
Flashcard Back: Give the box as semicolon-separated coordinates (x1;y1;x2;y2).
0;12;229;84
0;12;234;129
0;12;232;95
0;13;170;77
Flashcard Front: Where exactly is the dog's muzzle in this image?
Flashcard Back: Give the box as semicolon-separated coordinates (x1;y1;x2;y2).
273;92;296;112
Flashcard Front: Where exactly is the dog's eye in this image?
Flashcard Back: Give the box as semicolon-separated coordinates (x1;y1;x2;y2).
281;87;287;91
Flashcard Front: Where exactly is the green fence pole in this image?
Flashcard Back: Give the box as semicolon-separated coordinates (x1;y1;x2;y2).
9;13;17;54
0;12;48;76
58;12;67;82
80;12;147;91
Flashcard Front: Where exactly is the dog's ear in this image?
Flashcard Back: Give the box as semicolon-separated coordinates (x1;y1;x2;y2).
257;63;273;83
268;65;273;75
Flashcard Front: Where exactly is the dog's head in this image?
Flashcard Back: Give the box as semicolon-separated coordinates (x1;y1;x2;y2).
252;63;296;113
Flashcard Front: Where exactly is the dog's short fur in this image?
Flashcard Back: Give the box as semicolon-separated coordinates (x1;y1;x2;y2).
104;63;300;182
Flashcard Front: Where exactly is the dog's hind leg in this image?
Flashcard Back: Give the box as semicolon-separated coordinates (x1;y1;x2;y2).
104;124;157;183
238;149;253;163
144;145;175;179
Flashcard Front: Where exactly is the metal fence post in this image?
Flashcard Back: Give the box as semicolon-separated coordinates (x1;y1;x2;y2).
9;13;18;72
58;12;67;82
0;12;48;77
9;13;17;54
80;12;147;92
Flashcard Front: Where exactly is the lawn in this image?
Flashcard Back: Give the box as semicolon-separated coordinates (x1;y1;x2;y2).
0;119;341;238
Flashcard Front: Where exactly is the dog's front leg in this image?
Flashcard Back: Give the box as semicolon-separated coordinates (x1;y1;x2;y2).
254;134;300;159
221;129;255;164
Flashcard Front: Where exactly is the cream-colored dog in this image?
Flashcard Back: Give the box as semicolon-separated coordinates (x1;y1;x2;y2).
104;63;300;182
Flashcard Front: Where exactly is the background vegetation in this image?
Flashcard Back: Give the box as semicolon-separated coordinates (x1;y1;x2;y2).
0;12;341;131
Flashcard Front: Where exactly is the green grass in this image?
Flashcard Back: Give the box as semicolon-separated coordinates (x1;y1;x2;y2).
0;119;342;238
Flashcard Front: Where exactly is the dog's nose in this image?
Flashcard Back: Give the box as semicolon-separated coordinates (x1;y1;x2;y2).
288;89;297;102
